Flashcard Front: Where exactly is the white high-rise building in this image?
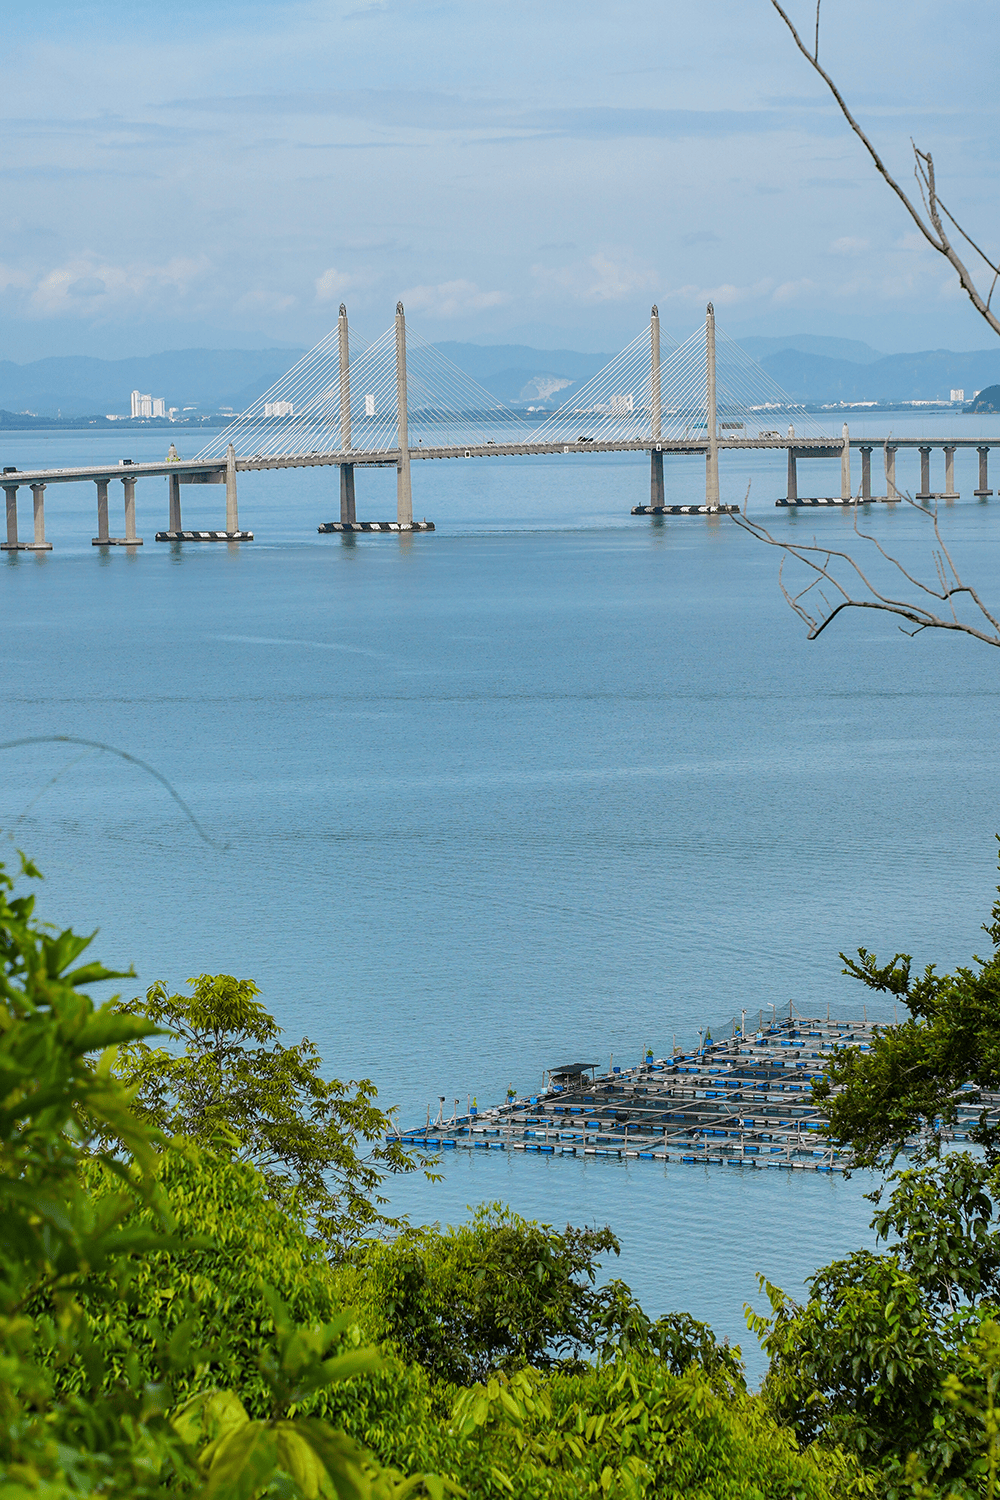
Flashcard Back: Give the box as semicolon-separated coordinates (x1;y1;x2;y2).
950;389;965;403
130;391;166;417
264;400;294;418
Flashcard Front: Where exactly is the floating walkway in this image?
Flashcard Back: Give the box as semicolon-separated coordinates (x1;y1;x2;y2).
392;1015;996;1172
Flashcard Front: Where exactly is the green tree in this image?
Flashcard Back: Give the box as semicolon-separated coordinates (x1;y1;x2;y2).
813;846;1000;1172
0;852;420;1500
750;850;1000;1496
113;974;420;1252
337;1204;622;1385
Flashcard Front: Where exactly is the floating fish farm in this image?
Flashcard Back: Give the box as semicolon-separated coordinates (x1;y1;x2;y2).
393;1013;994;1172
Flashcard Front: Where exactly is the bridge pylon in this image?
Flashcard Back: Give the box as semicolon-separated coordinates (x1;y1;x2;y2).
338;304;356;523
395;302;413;527
705;303;720;509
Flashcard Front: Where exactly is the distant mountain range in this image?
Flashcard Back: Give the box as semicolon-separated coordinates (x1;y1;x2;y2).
0;349;300;420
1;334;998;420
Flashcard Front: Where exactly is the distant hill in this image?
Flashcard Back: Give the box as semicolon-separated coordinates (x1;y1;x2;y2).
2;337;1000;420
434;342;614;408
761;347;1000;404
968;384;1000;413
0;348;305;419
739;334;884;365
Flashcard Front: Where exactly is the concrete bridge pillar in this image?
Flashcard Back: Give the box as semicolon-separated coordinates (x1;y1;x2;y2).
395;301;413;527
3;483;18;548
168;472;182;531
943;445;958;500
976;445;992;497
31;484;49;548
95;478;110;543
859;445;872;501
918;445;932;500
650;449;664;508
786;442;798;502
841;424;851;499
226;444;239;532
121;476;140;543
704;303;720;508
885;444;898;501
340;464;356;522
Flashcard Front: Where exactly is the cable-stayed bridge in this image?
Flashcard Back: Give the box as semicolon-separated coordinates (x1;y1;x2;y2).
2;304;995;548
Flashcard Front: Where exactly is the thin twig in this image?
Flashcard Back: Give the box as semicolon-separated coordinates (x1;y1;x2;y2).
767;0;1000;338
0;736;226;848
732;494;1000;647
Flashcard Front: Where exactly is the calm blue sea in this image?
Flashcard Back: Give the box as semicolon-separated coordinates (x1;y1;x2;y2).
3;415;1000;1378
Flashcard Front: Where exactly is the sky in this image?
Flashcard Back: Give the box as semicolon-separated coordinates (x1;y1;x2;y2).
1;0;998;362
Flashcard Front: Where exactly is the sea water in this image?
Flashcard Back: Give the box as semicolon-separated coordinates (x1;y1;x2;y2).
2;416;999;1378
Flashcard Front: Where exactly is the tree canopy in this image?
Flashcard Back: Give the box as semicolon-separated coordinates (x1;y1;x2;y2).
113;973;420;1252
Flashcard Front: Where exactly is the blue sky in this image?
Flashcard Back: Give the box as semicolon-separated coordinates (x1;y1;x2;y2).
2;0;998;359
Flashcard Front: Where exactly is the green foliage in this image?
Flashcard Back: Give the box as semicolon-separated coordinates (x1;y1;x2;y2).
56;1144;350;1411
0;853;405;1500
338;1204;627;1383
0;851;164;1315
814;843;1000;1170
443;1355;863;1499
113;974;419;1252
749;1158;1000;1495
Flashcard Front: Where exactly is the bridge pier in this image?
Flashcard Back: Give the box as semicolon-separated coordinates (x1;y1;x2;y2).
31;484;50;549
786;434;798;502
2;479;51;550
860;445;872;500
94;478;110;544
976;445;993;497
226;444;239;531
885;444;898;501
649;450;664;508
917;444;934;500
3;482;16;548
340;465;356;522
841;424;851;499
122;476;142;543
168;472;182;531
943;445;958;500
395;301;413;527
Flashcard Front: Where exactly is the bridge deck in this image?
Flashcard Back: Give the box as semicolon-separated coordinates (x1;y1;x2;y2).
4;434;992;488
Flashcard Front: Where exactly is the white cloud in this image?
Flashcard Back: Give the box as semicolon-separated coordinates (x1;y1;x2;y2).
315;266;375;304
772;277;816;305
26;255;208;316
830;236;869;256
399;279;507;317
531;252;656;304
237;287;297;314
660;279;774;309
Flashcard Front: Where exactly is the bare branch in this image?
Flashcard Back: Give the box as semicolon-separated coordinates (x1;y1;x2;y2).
731;495;1000;648
767;1;1000;338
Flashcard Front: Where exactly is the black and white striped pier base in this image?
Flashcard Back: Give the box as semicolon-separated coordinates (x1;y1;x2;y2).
776;496;891;507
155;530;254;542
317;520;435;533
631;504;740;516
